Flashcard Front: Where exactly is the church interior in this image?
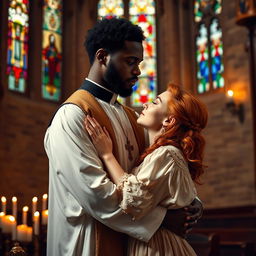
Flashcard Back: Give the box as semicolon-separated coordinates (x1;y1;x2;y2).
0;0;256;255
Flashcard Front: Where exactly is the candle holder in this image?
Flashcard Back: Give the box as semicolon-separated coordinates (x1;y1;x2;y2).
16;241;33;256
8;242;27;256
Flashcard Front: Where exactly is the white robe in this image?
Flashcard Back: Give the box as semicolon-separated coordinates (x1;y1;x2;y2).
44;97;166;256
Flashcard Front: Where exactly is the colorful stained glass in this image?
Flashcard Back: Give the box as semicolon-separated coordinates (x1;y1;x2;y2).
7;0;29;93
42;0;62;101
196;23;210;94
210;18;224;89
214;0;222;14
98;0;124;19
194;0;203;22
129;0;157;106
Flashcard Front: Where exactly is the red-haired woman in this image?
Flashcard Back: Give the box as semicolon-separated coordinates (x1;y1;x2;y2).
84;83;208;256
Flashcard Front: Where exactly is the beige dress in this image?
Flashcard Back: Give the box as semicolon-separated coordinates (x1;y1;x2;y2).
118;145;197;256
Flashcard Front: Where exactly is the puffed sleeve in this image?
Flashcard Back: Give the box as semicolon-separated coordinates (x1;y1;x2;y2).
117;146;197;220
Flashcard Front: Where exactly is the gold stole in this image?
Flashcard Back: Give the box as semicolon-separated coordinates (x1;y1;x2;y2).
64;89;145;256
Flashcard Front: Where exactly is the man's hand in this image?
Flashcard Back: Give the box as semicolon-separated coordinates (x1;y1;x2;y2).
162;198;203;238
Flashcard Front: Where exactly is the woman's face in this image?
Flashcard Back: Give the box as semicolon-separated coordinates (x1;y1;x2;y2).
137;91;172;131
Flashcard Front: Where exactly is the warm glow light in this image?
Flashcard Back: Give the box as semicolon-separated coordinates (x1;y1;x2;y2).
32;197;38;203
0;212;4;217
12;197;17;203
34;211;40;217
227;90;234;98
23;206;29;212
9;216;15;222
43;194;48;200
1;197;6;203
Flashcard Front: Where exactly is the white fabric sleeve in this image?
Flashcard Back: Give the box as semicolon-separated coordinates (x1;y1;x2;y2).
117;146;197;220
44;104;166;242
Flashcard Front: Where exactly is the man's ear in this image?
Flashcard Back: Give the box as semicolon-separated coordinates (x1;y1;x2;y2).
95;48;108;65
162;116;176;128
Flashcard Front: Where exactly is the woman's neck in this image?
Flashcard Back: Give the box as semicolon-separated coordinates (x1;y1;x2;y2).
148;130;161;145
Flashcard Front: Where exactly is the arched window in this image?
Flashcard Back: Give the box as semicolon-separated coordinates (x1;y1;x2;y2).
42;0;63;101
7;0;30;93
97;0;157;107
194;0;224;94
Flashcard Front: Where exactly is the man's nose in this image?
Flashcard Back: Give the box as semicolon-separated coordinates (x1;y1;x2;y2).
132;65;141;76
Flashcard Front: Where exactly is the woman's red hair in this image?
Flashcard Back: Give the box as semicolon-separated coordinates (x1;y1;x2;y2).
138;83;208;184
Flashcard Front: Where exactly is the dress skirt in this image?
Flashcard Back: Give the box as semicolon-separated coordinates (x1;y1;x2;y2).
127;228;197;256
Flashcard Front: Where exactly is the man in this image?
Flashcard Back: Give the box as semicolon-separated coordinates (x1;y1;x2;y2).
44;18;202;256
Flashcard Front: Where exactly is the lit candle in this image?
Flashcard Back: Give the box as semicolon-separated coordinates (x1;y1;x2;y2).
33;211;40;236
42;194;48;211
17;224;28;242
12;197;17;220
227;89;234;98
32;197;38;216
0;212;5;229
1;196;7;214
11;216;17;241
22;206;29;225
26;226;32;242
2;215;16;235
42;209;48;225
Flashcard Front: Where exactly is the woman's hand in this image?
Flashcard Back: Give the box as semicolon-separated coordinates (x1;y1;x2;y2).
84;115;113;158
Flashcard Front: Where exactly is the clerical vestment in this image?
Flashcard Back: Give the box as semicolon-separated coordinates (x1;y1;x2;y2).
44;83;166;256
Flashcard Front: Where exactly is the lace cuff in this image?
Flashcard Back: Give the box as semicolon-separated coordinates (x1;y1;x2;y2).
117;173;153;220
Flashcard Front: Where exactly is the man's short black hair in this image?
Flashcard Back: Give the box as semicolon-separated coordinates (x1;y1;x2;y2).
85;18;145;64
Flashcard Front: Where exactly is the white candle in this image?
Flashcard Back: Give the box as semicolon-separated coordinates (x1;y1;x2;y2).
0;212;5;229
12;197;17;220
42;209;48;225
2;215;16;235
33;211;40;236
32;197;38;216
1;196;7;214
11;216;17;241
22;206;29;225
17;224;28;242
26;226;32;242
42;194;48;211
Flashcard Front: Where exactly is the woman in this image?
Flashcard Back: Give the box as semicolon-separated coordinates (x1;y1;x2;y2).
84;83;208;255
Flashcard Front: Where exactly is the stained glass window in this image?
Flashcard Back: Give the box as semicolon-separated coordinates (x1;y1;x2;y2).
42;0;63;101
194;0;224;94
7;0;30;93
196;23;210;93
129;0;157;107
210;18;224;89
98;0;124;18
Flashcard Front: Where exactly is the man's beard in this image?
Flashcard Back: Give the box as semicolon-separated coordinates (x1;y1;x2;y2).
104;61;133;97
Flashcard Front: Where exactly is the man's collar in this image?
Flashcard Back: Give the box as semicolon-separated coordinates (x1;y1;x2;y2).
79;78;118;104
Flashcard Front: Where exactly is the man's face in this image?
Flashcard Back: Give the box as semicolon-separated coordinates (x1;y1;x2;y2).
103;41;143;97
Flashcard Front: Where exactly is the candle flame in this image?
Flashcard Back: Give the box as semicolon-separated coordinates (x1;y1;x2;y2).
32;197;38;202
43;194;48;199
0;212;5;217
23;206;29;212
227;90;234;98
12;197;17;202
34;211;40;217
1;196;6;203
9;216;15;222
